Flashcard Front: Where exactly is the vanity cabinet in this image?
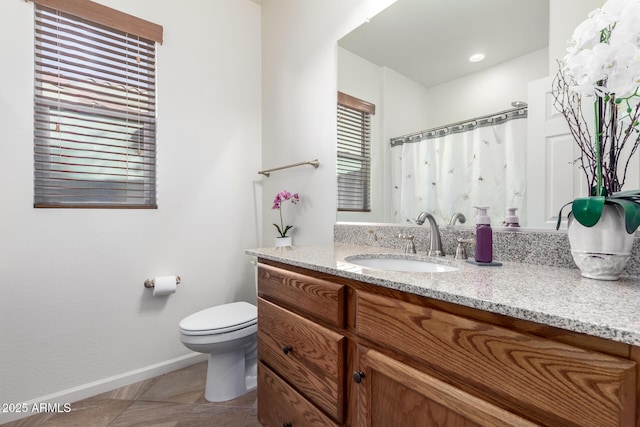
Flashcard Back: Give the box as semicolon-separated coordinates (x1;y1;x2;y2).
256;259;639;427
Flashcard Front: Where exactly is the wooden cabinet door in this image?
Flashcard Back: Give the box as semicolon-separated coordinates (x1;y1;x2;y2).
356;291;636;427
354;346;540;427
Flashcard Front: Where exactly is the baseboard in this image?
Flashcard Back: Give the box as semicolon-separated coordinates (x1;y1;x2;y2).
0;352;208;424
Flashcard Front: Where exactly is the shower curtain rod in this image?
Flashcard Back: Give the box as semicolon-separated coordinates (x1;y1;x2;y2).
390;105;527;147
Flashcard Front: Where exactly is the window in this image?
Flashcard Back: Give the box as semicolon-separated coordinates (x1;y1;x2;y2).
32;0;163;208
337;92;375;212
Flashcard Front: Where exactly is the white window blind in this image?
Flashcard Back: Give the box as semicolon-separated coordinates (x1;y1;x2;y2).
337;92;375;212
33;2;160;208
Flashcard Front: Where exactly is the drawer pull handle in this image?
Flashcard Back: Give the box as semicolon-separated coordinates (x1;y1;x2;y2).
352;371;365;383
282;345;292;355
283;423;292;427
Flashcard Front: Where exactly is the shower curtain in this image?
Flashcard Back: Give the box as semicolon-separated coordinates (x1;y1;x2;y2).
390;114;527;226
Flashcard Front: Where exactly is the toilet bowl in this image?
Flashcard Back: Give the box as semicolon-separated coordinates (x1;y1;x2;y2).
179;301;258;402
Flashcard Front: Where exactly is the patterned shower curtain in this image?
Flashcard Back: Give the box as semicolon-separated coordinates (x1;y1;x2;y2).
389;115;527;226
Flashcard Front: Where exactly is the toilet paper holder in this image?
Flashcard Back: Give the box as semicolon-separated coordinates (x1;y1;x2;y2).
144;275;181;289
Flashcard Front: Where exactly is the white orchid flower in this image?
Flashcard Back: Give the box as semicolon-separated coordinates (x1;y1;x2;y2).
563;0;640;99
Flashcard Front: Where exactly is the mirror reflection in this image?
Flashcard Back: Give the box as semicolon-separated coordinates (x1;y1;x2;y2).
337;0;550;227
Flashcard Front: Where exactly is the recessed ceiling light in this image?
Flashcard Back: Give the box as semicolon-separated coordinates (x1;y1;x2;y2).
469;53;485;63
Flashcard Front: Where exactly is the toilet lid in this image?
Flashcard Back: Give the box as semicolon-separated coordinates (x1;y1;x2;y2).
179;302;257;335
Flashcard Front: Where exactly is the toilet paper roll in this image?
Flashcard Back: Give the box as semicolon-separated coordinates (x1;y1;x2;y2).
153;275;177;296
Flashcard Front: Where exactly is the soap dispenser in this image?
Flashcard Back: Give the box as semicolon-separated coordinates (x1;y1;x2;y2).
505;207;520;228
473;205;493;263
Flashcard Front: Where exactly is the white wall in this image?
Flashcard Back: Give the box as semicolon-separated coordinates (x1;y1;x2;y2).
382;66;432;143
0;0;261;422
260;0;396;244
425;48;548;128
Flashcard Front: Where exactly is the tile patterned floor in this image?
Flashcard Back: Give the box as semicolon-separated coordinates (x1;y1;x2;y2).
3;362;261;427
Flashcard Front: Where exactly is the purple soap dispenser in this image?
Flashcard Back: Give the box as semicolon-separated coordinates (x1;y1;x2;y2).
505;207;520;228
473;205;493;263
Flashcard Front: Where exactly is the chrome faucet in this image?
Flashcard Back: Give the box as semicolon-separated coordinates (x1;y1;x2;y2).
415;211;445;256
448;212;466;226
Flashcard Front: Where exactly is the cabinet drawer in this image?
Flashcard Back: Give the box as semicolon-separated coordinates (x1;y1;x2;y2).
356;291;636;427
258;263;345;327
258;362;339;427
258;297;346;422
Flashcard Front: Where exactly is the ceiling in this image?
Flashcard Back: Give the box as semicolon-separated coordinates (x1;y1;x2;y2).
338;0;550;88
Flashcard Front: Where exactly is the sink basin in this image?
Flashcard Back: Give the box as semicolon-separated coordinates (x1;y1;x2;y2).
344;255;458;273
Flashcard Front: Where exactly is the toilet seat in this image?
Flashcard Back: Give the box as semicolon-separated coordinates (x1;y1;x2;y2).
179;301;257;336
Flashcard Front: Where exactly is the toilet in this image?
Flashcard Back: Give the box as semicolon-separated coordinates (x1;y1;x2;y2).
179;301;258;402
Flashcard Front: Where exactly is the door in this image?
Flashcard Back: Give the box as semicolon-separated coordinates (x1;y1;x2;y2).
353;346;539;427
526;76;581;229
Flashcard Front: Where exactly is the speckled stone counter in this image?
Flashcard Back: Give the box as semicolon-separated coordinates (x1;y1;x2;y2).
246;242;640;346
334;222;640;276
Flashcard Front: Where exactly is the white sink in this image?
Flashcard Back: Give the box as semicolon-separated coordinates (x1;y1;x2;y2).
344;255;458;273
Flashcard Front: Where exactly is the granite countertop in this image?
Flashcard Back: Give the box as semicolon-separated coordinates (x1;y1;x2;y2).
246;242;640;346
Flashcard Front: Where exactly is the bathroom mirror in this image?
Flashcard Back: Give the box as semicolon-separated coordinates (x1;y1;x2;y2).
337;0;550;227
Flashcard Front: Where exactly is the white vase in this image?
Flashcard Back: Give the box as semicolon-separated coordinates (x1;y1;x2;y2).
567;203;635;280
275;236;292;247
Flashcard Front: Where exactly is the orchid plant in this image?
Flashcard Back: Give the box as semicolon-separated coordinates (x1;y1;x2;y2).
554;0;640;233
272;190;300;238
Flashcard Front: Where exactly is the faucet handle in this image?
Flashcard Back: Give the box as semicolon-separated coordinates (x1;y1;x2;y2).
398;234;416;254
454;238;475;260
454;242;467;260
367;229;378;245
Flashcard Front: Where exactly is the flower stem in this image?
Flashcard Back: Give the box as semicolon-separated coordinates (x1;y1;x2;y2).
594;98;603;196
279;207;284;237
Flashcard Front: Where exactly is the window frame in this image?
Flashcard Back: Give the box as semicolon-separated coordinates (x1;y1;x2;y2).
31;0;162;209
337;91;375;212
